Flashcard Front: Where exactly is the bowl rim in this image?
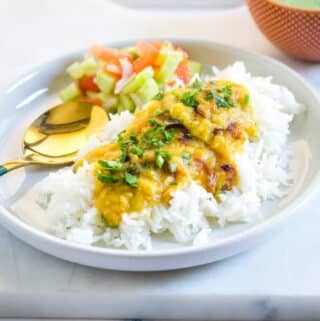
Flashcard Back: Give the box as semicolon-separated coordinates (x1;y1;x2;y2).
266;0;320;12
0;38;320;260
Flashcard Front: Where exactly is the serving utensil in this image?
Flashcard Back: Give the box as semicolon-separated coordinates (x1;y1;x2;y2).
0;101;108;176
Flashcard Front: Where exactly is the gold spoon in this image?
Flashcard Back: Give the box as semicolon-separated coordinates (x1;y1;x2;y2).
0;101;108;176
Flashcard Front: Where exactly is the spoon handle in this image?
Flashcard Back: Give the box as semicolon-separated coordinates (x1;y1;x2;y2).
0;165;8;176
0;160;36;176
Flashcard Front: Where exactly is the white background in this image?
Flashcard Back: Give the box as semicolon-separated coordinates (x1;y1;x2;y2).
1;0;320;319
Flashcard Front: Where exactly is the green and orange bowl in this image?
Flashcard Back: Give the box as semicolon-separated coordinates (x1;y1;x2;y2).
247;0;320;61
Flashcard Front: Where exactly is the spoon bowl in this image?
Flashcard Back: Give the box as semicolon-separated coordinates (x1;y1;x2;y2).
0;101;108;175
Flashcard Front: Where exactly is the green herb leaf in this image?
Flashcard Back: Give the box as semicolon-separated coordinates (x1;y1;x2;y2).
206;88;234;108
155;150;171;159
169;162;177;173
182;152;191;165
129;145;144;157
163;128;175;142
156;154;164;168
155;150;171;168
119;148;128;163
128;162;141;175
192;78;202;90
98;160;124;171
216;190;227;196
181;90;199;108
96;171;120;184
124;172;137;187
154;91;164;100
218;84;232;100
244;94;250;106
116;130;126;144
154;109;164;116
148;119;160;127
142;120;175;148
128;134;139;144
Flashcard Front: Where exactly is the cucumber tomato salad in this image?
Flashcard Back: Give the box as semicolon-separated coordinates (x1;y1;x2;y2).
59;40;201;113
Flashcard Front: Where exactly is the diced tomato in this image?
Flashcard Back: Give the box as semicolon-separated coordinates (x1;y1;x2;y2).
176;60;190;84
152;40;162;49
133;41;160;73
90;44;132;63
78;96;102;106
78;76;99;93
104;63;122;79
175;46;189;59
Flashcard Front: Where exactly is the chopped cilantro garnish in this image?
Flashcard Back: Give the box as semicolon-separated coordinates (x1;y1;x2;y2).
124;172;137;187
148;119;160;127
119;148;129;163
218;84;232;100
117;132;140;163
169;162;177;173
142;119;175;148
117;130;126;144
129;145;144;157
206;88;234;108
155;150;171;168
98;160;124;171
192;78;203;90
156;154;165;168
128;134;139;144
128;162;141;175
96;171;120;184
156;150;171;159
244;94;250;106
181;90;199;108
182;152;191;165
154;91;164;100
163;128;175;142
154;109;164;117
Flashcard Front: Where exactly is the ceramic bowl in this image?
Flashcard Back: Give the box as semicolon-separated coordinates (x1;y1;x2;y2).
247;0;320;61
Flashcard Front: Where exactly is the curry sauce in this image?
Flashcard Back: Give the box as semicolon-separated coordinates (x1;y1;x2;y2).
77;80;258;227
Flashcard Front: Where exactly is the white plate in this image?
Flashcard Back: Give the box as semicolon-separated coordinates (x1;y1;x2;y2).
0;40;319;271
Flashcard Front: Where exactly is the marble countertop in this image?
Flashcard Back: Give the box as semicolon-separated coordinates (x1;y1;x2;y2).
1;0;320;319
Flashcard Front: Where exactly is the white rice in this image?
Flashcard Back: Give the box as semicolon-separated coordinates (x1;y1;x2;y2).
37;62;304;251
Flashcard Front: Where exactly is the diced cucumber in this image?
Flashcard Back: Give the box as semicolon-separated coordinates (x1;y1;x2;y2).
95;70;115;94
136;78;159;103
187;60;201;77
81;57;98;75
160;40;174;51
155;50;183;84
66;58;98;80
86;91;110;103
120;94;136;113
86;90;99;99
103;95;119;111
121;66;154;95
59;82;81;101
66;62;83;80
117;104;125;112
